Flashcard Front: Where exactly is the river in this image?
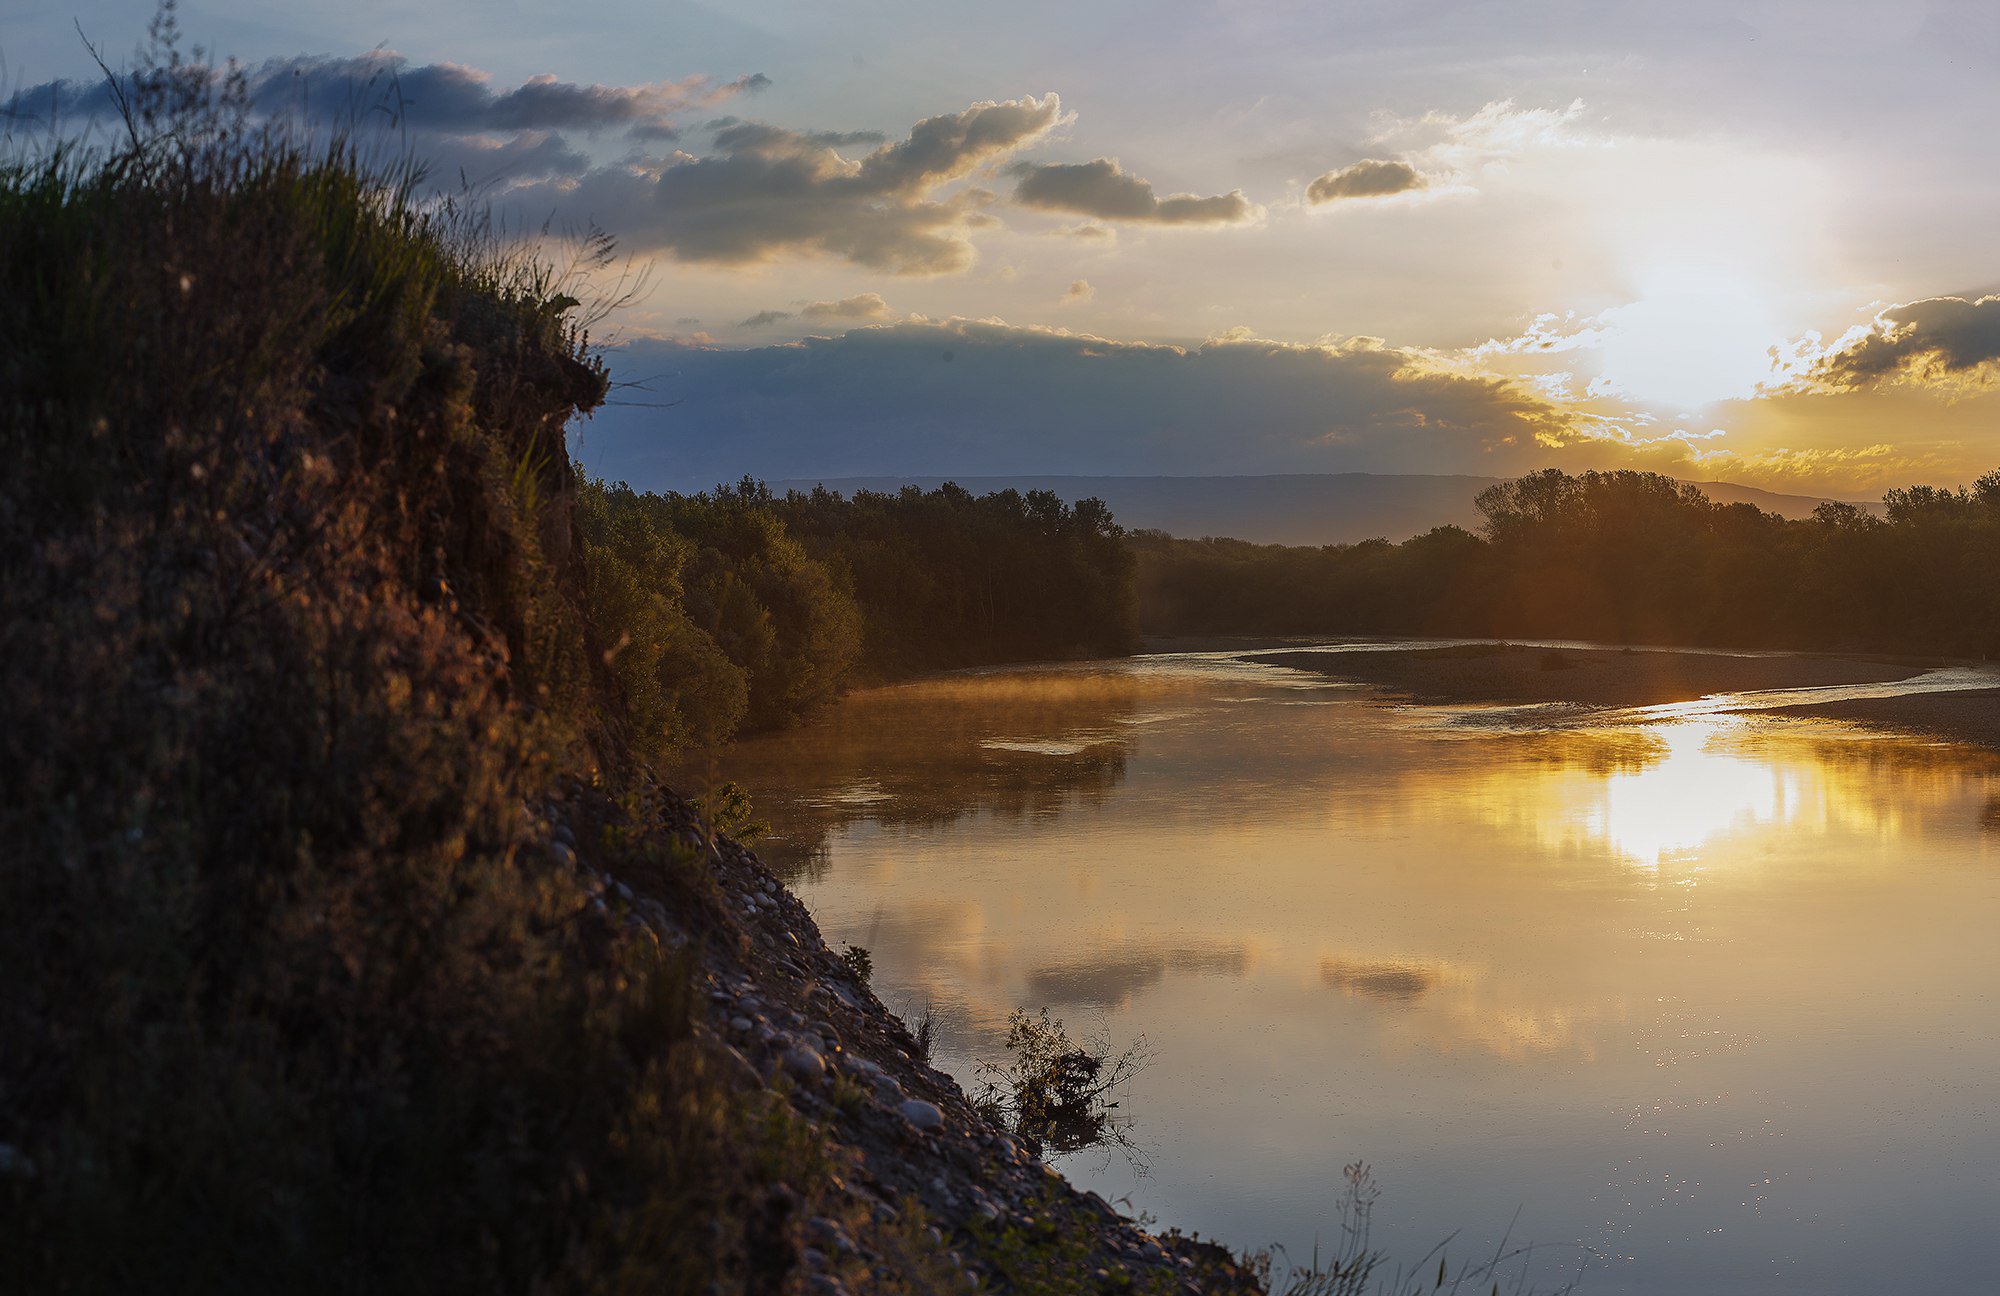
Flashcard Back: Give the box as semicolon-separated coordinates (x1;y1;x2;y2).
695;645;2000;1293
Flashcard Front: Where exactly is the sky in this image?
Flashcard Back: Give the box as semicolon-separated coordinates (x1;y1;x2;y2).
7;1;1999;495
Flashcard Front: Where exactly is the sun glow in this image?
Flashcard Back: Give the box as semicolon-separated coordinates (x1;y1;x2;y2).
1584;720;1795;866
1592;269;1784;412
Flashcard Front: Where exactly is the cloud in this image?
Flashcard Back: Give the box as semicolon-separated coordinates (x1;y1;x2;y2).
7;53;765;144
704;116;883;150
415;129;593;184
512;95;1066;273
1061;279;1095;303
16;54;1063;275
577;317;1595;490
739;293;895;330
1011;158;1258;225
1306;158;1426;203
801;292;893;321
1810;295;2000;391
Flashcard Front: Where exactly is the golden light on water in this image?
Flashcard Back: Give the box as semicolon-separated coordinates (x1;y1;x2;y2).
1455;715;1977;870
1582;719;1788;866
722;660;2000;1289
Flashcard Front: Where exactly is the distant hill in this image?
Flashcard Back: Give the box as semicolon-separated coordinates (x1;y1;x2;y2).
764;473;1874;547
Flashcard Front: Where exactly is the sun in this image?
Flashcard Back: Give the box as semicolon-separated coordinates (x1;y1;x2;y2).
1592;269;1783;413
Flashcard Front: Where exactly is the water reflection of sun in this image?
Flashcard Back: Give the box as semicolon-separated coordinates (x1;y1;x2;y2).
1509;717;1828;867
1585;719;1795;865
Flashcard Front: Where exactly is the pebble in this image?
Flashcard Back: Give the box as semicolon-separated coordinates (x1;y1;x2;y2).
547;842;576;870
551;825;577;849
729;1016;753;1033
783;1041;826;1082
898;1098;944;1132
805;1216;857;1254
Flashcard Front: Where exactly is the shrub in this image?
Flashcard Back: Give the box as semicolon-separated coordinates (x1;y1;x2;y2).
974;1008;1149;1161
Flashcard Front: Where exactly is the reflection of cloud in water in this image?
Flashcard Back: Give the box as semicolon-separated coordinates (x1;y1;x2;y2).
1026;941;1250;1010
854;897;988;972
1320;956;1439;1003
1314;951;1603;1059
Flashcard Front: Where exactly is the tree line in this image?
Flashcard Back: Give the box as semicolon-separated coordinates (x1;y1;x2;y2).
1134;467;2000;657
581;477;1139;757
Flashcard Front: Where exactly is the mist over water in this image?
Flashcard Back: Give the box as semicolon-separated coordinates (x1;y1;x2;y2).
702;650;2000;1294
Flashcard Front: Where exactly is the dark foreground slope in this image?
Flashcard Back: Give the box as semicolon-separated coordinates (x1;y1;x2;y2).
0;120;1255;1294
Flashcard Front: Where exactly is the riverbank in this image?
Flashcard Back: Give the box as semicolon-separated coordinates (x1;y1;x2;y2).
1784;689;2000;747
0;118;1262;1294
1253;641;1930;705
1247;639;2000;747
553;781;1262;1295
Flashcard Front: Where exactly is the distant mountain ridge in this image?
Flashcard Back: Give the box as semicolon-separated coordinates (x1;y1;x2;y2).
764;473;1873;547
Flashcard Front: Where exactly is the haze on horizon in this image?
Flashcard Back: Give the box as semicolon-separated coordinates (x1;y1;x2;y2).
9;0;1998;497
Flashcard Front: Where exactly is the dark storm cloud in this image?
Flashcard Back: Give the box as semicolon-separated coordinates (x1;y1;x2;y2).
1306;158;1426;203
1812;294;2000;390
576;318;1587;490
5;54;766;143
510;95;1064;272
1011;158;1256;224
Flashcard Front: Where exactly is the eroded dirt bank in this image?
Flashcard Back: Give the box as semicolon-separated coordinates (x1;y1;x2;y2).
553;777;1265;1295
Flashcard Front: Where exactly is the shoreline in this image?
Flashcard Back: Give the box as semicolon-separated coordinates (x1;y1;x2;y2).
1194;638;2000;748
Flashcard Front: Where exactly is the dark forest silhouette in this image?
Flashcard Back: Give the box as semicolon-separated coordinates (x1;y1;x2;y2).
584;478;1140;755
1134;467;2000;656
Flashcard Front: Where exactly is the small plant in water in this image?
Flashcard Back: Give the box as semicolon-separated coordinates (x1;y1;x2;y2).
1263;1162;1591;1296
974;1008;1149;1163
693;779;766;842
838;943;873;986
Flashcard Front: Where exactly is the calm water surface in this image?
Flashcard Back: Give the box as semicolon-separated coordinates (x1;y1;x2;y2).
702;648;2000;1294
